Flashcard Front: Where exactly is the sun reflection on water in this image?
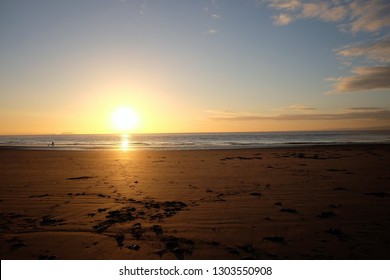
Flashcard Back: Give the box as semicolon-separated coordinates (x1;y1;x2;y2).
120;134;130;151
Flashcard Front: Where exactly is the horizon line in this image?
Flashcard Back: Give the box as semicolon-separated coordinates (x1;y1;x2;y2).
1;127;390;137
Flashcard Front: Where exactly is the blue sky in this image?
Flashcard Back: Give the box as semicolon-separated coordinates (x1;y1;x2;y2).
0;0;389;134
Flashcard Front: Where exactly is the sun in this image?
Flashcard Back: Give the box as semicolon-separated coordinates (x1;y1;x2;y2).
111;107;140;132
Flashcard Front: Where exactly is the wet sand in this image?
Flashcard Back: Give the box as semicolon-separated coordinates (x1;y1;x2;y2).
1;144;390;260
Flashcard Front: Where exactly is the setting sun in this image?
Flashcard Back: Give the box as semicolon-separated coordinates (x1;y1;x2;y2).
111;107;140;132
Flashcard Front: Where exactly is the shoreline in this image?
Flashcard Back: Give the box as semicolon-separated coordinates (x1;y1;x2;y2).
1;142;390;152
1;144;390;259
1;130;389;152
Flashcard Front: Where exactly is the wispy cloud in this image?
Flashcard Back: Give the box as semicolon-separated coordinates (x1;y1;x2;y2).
139;0;148;16
264;0;390;94
300;2;347;22
327;66;390;93
336;37;390;64
331;36;390;92
273;13;294;25
208;108;390;121
347;0;390;33
267;0;301;11
275;104;317;112
204;28;218;35
265;0;390;33
346;107;387;112
204;0;221;34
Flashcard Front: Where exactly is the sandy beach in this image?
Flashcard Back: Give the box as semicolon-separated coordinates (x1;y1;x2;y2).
1;144;389;260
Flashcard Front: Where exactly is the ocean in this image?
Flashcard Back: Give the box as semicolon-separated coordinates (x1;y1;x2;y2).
0;130;389;151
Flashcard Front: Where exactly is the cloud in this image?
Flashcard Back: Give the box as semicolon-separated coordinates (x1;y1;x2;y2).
204;1;221;34
327;66;390;93
267;0;301;11
348;0;390;33
337;37;390;63
265;0;390;34
139;0;148;16
332;38;390;93
276;104;317;112
346;107;387;111
266;1;346;25
301;2;347;22
264;1;390;94
204;28;218;35
208;108;390;121
205;110;253;118
211;0;218;9
273;13;294;25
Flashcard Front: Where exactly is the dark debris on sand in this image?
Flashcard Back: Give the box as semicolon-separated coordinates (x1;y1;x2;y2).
40;215;64;226
8;237;26;251
65;176;94;180
114;233;125;248
279;152;342;160
249;192;262;197
263;236;287;245
38;254;57;260
280;208;298;214
93;208;136;233
333;186;348;191
317;211;337;219
92;199;187;233
151;225;163;235
28;194;49;198
160;236;195;260
93;219;115;233
365;192;390;197
127;244;141;251
130;223;145;240
161;201;187;217
239;244;259;257
325;228;349;239
225;244;260;259
89;198;192;258
220;156;262;161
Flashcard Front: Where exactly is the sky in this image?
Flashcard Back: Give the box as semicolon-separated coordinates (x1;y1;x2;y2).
0;0;389;135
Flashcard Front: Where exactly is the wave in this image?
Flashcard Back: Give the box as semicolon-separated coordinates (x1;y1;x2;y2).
1;130;389;151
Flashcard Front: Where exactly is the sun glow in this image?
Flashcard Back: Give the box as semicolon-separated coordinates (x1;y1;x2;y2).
111;107;140;132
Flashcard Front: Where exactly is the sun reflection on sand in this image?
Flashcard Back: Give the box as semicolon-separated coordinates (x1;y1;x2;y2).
120;134;130;151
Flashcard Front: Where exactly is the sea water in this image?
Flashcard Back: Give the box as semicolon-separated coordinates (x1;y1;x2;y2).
0;130;389;151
